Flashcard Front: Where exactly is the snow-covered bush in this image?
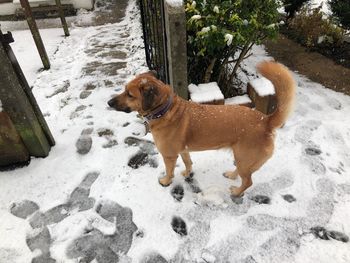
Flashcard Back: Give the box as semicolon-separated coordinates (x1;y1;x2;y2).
328;0;350;30
185;0;279;97
288;6;345;48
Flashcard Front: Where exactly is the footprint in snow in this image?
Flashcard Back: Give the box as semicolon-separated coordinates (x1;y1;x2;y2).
282;194;296;203
250;195;271;204
171;184;184;201
300;141;326;175
294;119;321;144
326;97;342;110
171;216;187;236
310;226;349;243
184;173;202;193
9;172;102;263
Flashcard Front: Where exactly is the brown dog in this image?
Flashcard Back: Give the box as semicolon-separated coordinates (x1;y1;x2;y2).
108;61;295;196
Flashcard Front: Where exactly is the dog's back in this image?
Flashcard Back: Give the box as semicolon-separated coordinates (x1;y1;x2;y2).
179;61;295;151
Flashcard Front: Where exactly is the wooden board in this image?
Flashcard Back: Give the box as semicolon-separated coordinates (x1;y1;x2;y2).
0;112;29;166
0;32;54;158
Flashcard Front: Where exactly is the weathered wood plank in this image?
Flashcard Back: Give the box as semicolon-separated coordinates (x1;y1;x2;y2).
0;112;29;166
15;4;76;20
2;31;55;147
0;33;53;157
19;0;50;69
55;0;70;37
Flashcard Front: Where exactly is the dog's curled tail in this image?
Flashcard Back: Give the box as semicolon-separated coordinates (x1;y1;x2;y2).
257;61;296;130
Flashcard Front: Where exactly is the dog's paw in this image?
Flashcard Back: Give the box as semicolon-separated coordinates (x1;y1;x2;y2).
158;176;173;187
223;170;238;180
230;186;241;196
230;194;244;205
181;169;193;178
181;170;192;178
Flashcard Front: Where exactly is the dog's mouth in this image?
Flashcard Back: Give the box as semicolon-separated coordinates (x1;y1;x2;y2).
119;107;131;113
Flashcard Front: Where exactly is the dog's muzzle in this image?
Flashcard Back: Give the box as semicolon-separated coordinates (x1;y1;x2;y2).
108;98;116;108
107;98;131;113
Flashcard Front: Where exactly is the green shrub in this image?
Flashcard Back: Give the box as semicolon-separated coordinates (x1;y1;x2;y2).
328;0;350;30
288;6;345;48
185;0;280;97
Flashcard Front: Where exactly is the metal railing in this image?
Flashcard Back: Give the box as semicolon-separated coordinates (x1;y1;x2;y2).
139;0;169;83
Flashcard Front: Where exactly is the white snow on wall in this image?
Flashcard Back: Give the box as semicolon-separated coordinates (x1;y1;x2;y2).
166;0;183;7
189;82;224;103
225;94;252;105
0;3;16;16
249;77;275;97
3;0;94;14
71;0;93;10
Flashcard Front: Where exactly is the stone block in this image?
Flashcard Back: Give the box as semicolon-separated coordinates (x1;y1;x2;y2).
164;1;188;99
247;82;277;114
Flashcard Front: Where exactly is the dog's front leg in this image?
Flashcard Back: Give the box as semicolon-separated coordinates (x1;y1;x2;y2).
159;155;178;187
180;152;193;178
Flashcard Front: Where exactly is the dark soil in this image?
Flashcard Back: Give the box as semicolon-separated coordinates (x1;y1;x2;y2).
279;27;350;69
264;34;350;96
311;42;350;69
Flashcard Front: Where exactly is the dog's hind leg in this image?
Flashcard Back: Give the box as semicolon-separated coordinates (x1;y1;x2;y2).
230;143;274;196
180;152;193;178
159;155;178;187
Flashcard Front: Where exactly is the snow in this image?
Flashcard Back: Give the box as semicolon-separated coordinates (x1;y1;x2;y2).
13;0;54;3
0;3;16;16
189;82;224;103
0;1;350;262
10;29;64;86
311;0;330;14
0;0;93;15
225;94;252;105
12;0;94;9
166;0;183;8
249;77;275;97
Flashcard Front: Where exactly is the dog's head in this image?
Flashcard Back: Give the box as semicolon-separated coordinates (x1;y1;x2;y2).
108;71;171;115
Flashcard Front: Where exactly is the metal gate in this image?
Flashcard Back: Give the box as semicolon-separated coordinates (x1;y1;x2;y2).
139;0;169;83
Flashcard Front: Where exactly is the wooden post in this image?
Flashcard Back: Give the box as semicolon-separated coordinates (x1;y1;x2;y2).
19;0;51;70
55;0;70;37
0;30;54;157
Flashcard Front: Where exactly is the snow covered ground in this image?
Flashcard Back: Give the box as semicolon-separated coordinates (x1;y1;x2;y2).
1;0;350;262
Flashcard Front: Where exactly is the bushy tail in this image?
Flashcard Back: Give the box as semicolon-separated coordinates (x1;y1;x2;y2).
257;61;296;130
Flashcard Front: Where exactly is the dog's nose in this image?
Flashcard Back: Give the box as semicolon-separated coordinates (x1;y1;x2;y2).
108;98;115;108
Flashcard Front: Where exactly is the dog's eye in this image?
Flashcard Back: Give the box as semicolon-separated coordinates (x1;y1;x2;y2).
127;92;133;98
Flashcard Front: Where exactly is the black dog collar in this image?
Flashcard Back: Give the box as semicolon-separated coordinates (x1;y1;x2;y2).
143;95;173;122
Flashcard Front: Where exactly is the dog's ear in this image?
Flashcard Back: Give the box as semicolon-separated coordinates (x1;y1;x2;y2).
145;70;158;79
141;85;159;111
